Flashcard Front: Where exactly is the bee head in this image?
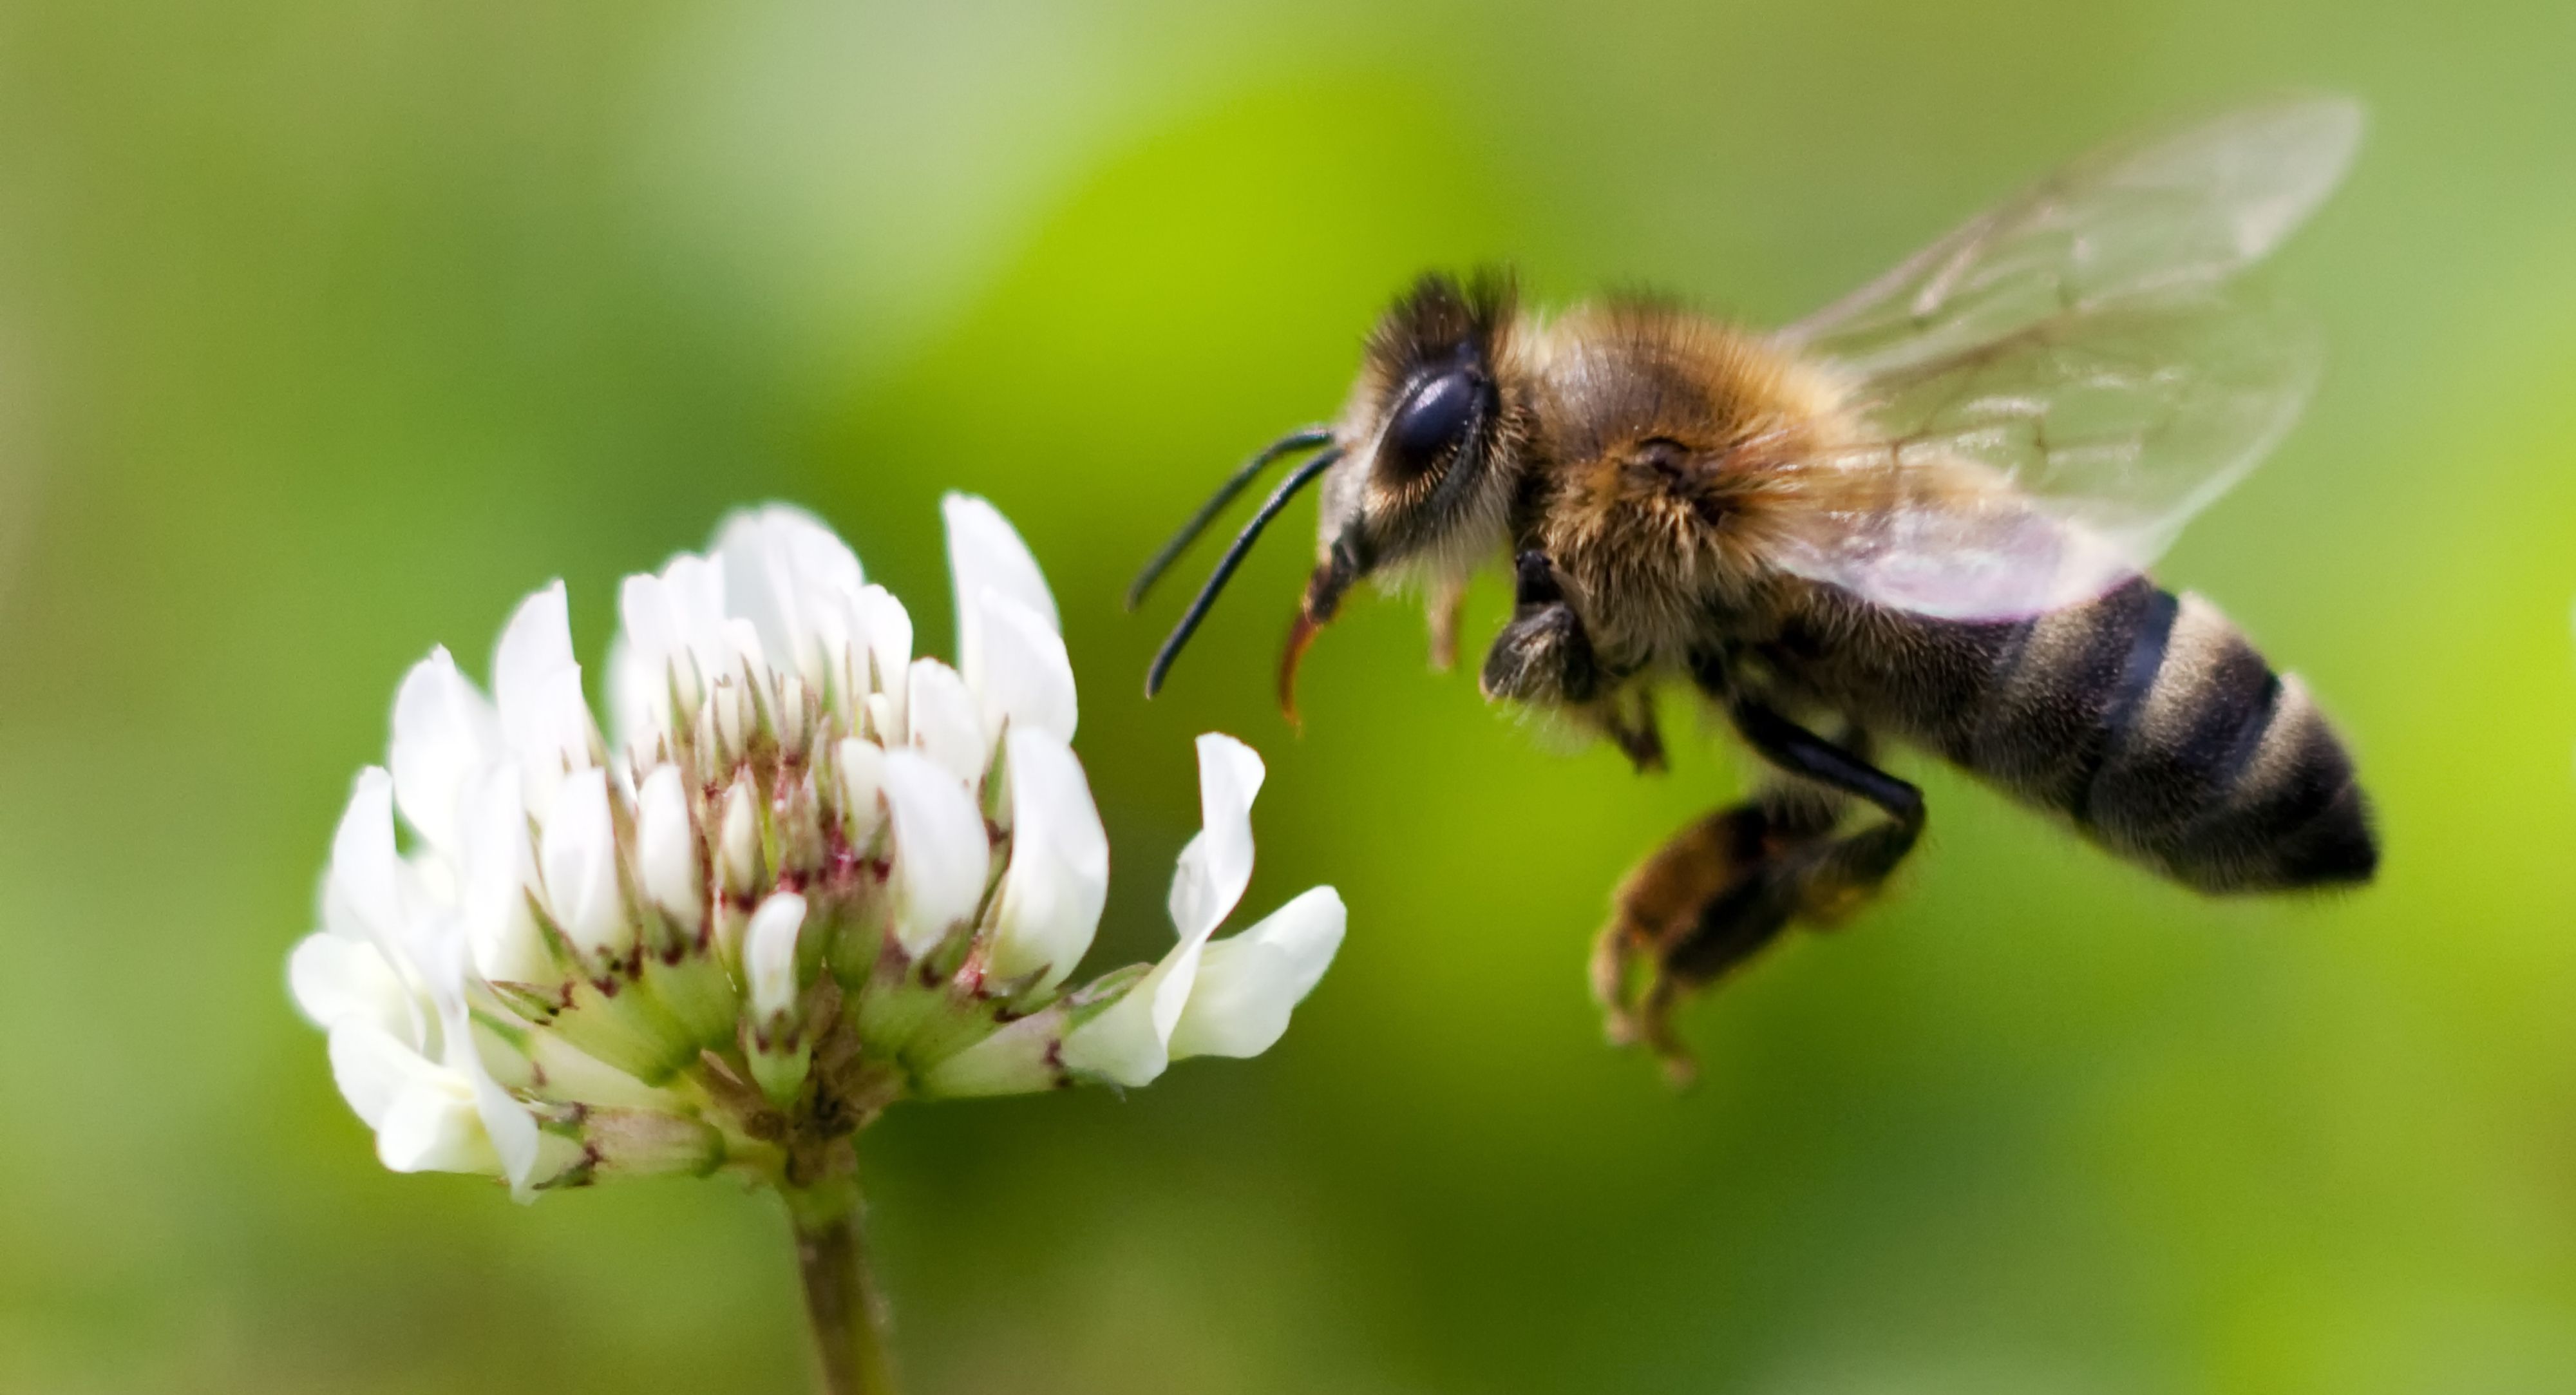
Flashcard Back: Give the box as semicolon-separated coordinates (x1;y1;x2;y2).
1308;269;1522;622
1132;269;1522;717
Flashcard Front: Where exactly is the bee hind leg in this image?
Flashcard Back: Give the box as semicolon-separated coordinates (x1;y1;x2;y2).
1595;705;1924;1083
1725;700;1926;925
1594;792;1833;1085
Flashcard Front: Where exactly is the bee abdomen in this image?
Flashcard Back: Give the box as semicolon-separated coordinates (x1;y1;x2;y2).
1972;582;2375;893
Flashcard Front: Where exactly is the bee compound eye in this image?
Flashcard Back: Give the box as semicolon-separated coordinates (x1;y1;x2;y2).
1383;369;1481;479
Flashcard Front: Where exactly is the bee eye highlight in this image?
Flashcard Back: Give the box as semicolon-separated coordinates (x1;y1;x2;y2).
1383;369;1481;479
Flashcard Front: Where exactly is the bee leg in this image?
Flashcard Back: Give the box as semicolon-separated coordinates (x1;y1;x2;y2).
1725;699;1926;921
1595;792;1834;1084
1479;550;1602;707
1598;707;1924;1081
1479;555;1665;770
1589;685;1662;774
1425;574;1468;672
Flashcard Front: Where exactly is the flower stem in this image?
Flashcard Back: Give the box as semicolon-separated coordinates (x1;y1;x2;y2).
786;1181;898;1395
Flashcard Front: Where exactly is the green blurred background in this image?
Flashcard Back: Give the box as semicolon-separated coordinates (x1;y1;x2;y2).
3;2;2573;1392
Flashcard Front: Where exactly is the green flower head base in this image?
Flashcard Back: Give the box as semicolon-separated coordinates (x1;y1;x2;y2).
289;498;1344;1199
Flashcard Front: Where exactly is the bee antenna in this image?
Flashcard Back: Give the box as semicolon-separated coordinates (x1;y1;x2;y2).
1143;446;1343;698
1126;426;1336;612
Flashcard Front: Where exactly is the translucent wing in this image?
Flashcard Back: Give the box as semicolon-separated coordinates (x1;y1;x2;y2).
1766;289;2324;618
1767;96;2359;620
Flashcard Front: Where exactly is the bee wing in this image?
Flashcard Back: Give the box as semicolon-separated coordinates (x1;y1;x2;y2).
1767;290;2322;619
1762;96;2358;621
1782;95;2359;377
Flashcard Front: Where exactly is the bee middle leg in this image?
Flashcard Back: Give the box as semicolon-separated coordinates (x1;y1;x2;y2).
1595;701;1924;1082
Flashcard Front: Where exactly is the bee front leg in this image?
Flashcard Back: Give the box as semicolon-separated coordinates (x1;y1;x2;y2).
1426;573;1468;673
1479;550;1601;705
1480;552;1665;773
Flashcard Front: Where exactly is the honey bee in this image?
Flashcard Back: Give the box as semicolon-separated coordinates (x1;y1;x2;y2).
1131;96;2377;1076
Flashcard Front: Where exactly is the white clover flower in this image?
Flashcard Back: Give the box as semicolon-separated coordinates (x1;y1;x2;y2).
289;497;1344;1205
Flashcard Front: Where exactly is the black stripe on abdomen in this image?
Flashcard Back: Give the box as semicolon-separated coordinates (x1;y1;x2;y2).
2081;592;2266;837
1971;584;2374;893
1960;576;2164;810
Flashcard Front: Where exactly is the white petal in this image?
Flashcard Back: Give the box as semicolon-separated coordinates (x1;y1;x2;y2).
855;585;913;738
716;526;804;681
943;494;1059;672
1059;734;1270;1087
319;775;439;1054
663;553;728;664
634;763;704;936
460;1035;542;1194
788;526;864;663
717;775;762;896
487;580;600;823
459;764;556;986
744;891;809;1022
1168;887;1345;1060
288;933;410;1035
325;767;436;1000
633;554;730;716
971;589;1078;743
616;569;689;704
986;728;1107;989
372;1069;502;1175
1059;946;1202;1089
319;869;370;946
388;647;502;856
614;558;725;749
605;635;657;757
328;769;402;938
515;664;601;821
408;933;545;1196
1168;733;1264;944
1143;935;1208;1050
493;580;577;745
616;571;683;700
327;1019;443;1132
905;658;989;787
1058;998;1166;1087
879;748;991;956
757;503;864;593
723;612;767;672
717;504;864;691
539;767;631;960
945;495;1059;745
706;665;760;764
396;849;459;918
826;588;875;722
837;737;889;847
